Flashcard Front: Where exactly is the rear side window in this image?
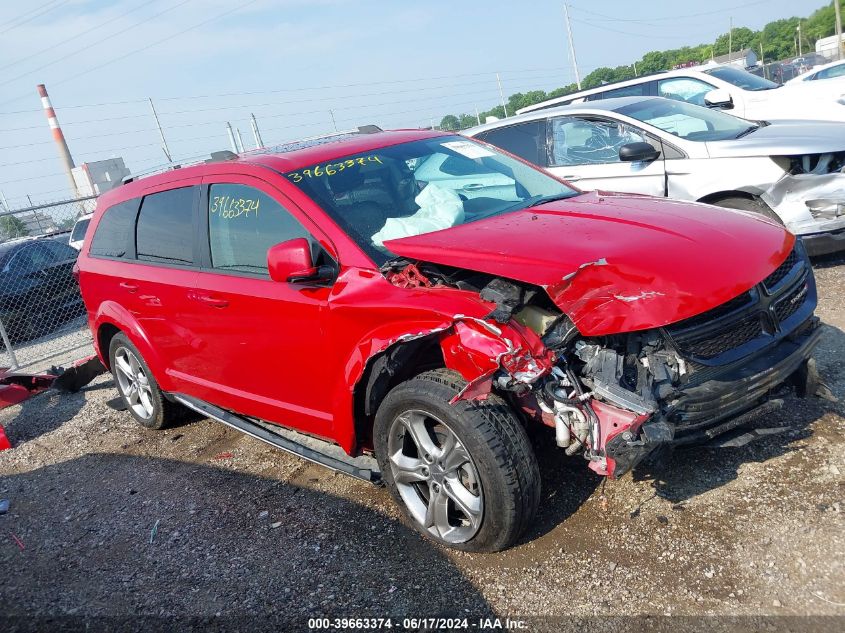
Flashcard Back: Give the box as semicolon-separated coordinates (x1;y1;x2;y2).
136;187;196;265
43;240;78;261
478;120;546;166
90;199;140;258
208;183;311;275
70;217;90;242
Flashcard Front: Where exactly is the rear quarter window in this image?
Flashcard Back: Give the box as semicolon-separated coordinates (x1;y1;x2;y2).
136;187;196;265
90;199;140;258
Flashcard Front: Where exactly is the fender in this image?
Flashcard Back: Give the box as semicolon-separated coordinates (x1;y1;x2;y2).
92;301;171;390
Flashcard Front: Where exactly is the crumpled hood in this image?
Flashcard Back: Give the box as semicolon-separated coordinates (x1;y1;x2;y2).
706;120;845;158
384;191;794;336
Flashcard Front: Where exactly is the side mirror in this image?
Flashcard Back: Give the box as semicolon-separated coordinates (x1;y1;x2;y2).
267;238;318;283
704;89;733;109
618;142;661;163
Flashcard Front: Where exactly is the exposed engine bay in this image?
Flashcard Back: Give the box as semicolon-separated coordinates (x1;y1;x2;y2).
380;240;824;479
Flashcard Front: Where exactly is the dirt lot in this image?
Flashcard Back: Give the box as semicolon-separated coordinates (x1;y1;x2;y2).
1;257;844;631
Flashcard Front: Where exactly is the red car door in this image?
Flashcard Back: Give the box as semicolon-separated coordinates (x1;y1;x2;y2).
178;174;335;439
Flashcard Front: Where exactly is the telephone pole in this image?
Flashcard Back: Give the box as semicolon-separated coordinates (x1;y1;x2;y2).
496;72;508;117
728;17;733;60
563;3;581;89
149;98;172;163
835;0;844;61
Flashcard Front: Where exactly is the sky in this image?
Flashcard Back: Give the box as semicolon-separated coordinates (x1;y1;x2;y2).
0;0;821;207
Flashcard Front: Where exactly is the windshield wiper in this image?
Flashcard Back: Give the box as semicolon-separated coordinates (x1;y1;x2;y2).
735;125;759;139
525;193;576;208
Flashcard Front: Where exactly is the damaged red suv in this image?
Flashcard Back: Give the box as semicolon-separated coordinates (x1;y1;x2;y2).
78;128;821;552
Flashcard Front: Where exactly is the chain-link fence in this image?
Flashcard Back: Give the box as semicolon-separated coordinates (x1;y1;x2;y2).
0;195;97;372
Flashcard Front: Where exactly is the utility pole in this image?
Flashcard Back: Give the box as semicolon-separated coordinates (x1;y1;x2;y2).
760;41;766;79
235;128;245;153
835;0;844;61
633;61;638;77
797;22;803;56
563;3;581;89
328;109;338;132
495;72;508;117
148;98;172;163
474;105;481;126
250;113;264;149
225;122;238;153
728;17;733;60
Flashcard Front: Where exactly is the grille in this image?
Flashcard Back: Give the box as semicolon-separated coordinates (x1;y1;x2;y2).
763;249;797;290
675;313;763;359
774;282;808;323
674;290;753;330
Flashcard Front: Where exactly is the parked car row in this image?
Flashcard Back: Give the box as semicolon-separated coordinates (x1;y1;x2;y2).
0;235;84;344
516;65;845;122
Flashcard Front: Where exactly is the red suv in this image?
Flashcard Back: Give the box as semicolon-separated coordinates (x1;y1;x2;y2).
78;128;821;552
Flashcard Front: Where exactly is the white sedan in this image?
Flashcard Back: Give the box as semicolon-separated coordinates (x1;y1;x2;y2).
786;59;845;85
464;96;845;255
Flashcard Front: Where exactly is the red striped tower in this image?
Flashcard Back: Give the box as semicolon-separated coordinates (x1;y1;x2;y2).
37;83;79;197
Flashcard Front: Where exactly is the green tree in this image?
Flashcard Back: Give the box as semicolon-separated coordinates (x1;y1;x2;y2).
439;114;460;130
0;215;29;239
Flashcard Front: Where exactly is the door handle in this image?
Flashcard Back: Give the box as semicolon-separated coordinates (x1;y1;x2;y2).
119;281;139;293
560;175;582;182
461;183;484;190
192;292;229;308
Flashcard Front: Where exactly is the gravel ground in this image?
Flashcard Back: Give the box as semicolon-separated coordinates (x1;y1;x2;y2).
1;257;844;631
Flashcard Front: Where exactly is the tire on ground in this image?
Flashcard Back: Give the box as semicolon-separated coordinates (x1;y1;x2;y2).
373;368;541;552
108;332;184;430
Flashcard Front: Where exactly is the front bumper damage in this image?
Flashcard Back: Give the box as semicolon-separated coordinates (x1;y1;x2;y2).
761;159;845;255
420;241;824;480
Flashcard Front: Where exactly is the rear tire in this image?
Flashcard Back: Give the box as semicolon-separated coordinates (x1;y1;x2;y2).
108;332;182;430
714;196;784;225
373;369;541;552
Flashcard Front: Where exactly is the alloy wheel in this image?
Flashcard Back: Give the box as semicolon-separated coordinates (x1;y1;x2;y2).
113;347;155;420
387;409;484;543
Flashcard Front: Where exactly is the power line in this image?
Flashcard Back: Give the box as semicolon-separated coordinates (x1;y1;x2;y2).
1;0;192;87
0;0;71;36
569;0;770;24
0;74;561;132
0;0;153;73
1;0;264;106
570;17;692;40
0;66;575;116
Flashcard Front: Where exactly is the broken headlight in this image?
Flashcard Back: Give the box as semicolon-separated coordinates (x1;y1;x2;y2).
806;199;845;220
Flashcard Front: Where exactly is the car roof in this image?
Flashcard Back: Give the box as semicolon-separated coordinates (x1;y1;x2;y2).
465;96;656;135
516;67;718;114
94;128;451;210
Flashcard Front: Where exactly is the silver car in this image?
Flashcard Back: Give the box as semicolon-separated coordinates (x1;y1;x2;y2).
464;96;845;255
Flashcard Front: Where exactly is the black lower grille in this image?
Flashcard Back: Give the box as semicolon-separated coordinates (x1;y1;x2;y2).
763;249;798;290
664;245;813;364
676;313;763;359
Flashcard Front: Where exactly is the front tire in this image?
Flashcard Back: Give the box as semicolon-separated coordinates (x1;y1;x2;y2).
108;332;181;430
373;369;541;552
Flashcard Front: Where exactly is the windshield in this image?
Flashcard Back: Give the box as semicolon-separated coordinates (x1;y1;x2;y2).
285;135;577;264
703;66;779;91
616;98;756;141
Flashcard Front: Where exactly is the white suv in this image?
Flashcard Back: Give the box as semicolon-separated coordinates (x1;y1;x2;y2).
517;65;845;122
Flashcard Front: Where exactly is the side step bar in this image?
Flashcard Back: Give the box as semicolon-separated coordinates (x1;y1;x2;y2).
173;393;381;483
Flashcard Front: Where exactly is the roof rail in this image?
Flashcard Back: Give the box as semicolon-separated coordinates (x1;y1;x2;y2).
119;125;384;186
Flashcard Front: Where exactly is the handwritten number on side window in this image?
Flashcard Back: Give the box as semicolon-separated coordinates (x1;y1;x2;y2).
211;196;261;219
